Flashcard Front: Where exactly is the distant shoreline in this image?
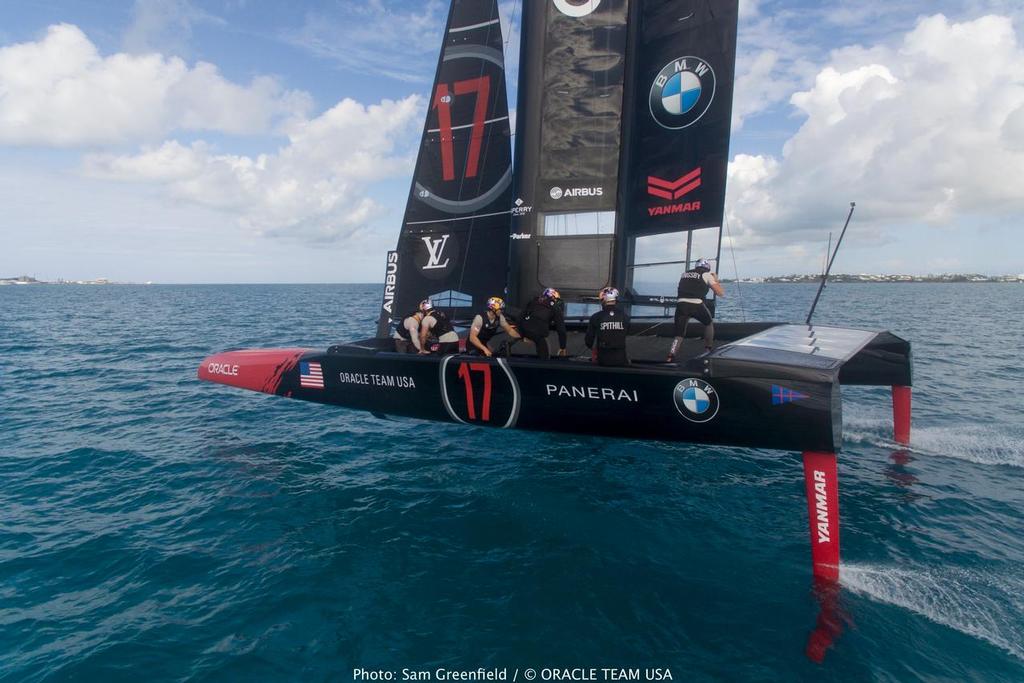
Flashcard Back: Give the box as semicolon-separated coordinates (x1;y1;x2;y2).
721;274;1023;284
3;274;1022;286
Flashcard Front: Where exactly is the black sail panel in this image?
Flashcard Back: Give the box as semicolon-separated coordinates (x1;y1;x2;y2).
509;0;629;306
620;0;739;236
384;0;513;331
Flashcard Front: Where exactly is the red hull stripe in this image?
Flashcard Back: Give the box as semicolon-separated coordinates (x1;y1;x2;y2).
198;348;313;394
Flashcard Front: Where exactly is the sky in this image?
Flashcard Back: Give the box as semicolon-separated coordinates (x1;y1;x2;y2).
1;0;1022;283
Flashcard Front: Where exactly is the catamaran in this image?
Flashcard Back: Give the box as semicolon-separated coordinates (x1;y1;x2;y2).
199;0;912;585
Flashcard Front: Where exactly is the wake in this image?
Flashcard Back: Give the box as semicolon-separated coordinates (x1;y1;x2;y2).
842;563;1024;661
843;415;1024;468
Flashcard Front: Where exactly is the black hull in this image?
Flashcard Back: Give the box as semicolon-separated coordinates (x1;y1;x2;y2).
198;323;911;453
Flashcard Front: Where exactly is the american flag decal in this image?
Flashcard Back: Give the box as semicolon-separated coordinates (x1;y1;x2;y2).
299;361;324;389
771;384;809;405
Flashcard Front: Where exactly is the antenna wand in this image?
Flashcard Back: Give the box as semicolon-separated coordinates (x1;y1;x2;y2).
806;202;856;325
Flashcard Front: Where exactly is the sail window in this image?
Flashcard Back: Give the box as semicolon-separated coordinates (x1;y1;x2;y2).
630;230;720;296
541;211;616;236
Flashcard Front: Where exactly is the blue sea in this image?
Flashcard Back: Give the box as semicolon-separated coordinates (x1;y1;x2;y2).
2;282;1022;681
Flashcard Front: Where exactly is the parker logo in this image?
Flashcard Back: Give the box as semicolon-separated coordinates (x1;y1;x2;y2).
552;0;602;17
647;168;702;217
510;233;532;240
648;168;701;200
550;186;603;200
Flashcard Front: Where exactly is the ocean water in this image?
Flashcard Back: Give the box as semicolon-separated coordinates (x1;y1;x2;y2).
1;282;1022;682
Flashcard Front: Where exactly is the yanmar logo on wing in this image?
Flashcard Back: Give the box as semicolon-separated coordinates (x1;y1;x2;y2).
647;167;702;217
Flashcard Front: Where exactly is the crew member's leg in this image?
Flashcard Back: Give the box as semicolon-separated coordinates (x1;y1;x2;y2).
394;339;411;353
437;341;460;355
694;304;714;351
524;332;550;359
668;304;690;362
597;348;629;367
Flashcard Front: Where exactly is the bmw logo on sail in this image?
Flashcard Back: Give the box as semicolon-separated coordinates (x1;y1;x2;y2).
552;0;602;17
649;56;716;130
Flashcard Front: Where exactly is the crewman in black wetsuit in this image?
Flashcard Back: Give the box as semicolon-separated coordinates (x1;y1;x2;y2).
585;287;630;367
667;258;725;362
518;287;567;360
468;296;520;357
418;299;460;355
392;309;425;353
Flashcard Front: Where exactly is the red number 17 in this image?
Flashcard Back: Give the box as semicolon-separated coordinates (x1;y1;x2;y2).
457;362;492;422
433;75;490;182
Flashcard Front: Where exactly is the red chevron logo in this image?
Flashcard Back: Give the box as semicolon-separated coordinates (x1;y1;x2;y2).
647;167;702;201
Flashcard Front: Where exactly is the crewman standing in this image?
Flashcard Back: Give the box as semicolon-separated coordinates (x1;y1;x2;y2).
585;287;630;367
667;258;725;362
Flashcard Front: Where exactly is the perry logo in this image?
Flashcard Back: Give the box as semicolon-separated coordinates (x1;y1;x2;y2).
552;0;602;17
672;378;720;423
421;234;450;270
650;56;716;130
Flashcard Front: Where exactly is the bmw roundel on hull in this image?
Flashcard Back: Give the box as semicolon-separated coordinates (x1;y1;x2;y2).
672;378;720;423
650;56;717;130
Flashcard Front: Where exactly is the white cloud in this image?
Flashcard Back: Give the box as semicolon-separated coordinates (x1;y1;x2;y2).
739;0;762;19
0;23;311;146
84;96;422;242
285;0;448;83
727;14;1024;256
122;0;222;57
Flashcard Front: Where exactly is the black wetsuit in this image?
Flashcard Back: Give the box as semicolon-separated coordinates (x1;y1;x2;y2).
468;311;503;355
585;304;630;367
674;269;714;347
518;297;567;360
392;312;420;353
425;309;459;355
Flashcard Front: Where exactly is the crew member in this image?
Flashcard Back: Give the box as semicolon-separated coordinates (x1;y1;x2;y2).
392;309;424;353
418;299;460;355
468;296;520;357
667;258;725;362
585;287;630;367
518;287;567;360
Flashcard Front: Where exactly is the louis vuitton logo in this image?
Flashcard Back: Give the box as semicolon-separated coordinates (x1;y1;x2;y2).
421;234;451;270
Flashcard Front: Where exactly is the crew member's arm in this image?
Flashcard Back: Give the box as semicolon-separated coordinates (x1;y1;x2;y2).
468;315;491;357
554;306;567;357
709;273;726;297
499;313;521;339
584;312;598;349
406;317;423;352
418;316;433;353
